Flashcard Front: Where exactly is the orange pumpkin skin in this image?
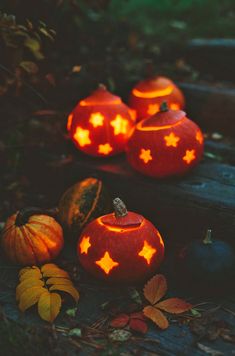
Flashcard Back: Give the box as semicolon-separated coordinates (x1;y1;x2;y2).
129;76;185;121
69;84;135;157
77;198;164;284
126;103;204;178
2;209;64;266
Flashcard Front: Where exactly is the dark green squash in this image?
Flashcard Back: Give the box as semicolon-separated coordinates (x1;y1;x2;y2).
58;177;112;238
178;229;235;291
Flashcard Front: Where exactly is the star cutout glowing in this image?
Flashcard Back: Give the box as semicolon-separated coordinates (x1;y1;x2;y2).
80;236;91;254
170;103;180;110
98;143;113;155
138;241;156;265
110;115;128;135
164;132;180;147
139;148;153;164
89;112;104;128
73;126;91;147
67;113;73;131
196;130;203;144
183;149;196;164
147;104;160;115
96;251;119;274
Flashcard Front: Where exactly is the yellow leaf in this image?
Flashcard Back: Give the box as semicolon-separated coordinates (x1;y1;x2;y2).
143;274;167;305
19;266;39;277
49;284;79;303
18;286;46;312
155;298;192;314
46;277;73;286
41;264;70;278
38;291;61;323
19;268;42;282
16;278;44;301
143;306;169;330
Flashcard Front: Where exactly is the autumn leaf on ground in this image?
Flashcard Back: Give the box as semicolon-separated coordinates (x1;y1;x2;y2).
143;274;192;330
16;263;79;323
110;312;148;334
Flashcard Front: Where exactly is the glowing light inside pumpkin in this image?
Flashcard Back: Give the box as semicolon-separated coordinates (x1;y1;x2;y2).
97;217;142;232
139;148;153;164
110;115;129;135
136;118;185;132
132;86;173;98
158;234;164;248
73;127;91;147
164;132;180;147
98;143;113;155
80;236;91;254
196;130;203;144
170;103;180;110
67;113;73;131
183;149;196;164
147;104;160;115
138;240;156;264
89;112;104;127
80;98;121;106
128;109;137;121
96;251;119;274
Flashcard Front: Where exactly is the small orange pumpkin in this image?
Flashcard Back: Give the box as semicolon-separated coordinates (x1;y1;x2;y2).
129;76;185;121
77;198;164;284
1;208;64;265
68;84;136;157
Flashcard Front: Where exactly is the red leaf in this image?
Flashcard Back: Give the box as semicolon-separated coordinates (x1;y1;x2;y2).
110;314;129;328
129;318;148;334
143;274;167;305
156;298;192;314
130;312;145;320
143;306;169;330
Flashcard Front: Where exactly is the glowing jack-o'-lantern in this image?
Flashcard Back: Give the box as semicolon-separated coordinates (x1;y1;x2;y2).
77;198;164;284
68;84;136;157
126;102;204;178
129;76;185;121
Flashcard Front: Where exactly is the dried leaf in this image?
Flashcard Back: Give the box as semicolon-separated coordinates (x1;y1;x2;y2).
19;267;42;281
19;266;40;277
38;291;61;323
41;264;70;278
110;314;129;328
16;277;44;301
18;286;46;312
129;318;148;334
143;274;167;305
156;298;192;314
143;306;169;330
49;284;79;303
46;277;73;286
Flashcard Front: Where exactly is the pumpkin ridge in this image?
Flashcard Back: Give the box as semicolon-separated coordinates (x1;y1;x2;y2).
20;226;38;264
25;225;52;261
80;180;102;229
29;220;61;239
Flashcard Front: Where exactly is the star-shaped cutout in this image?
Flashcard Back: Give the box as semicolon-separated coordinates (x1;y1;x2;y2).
138;241;156;265
89;112;104;128
164;132;180;147
147;104;160;115
80;236;91;254
98;143;113;155
110;115;129;135
183;149;196;164
73;126;91;147
139;148;153;164
196;130;203;144
96;251;119;274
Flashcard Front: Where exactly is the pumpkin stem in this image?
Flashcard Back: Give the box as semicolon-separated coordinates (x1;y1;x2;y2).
203;229;213;244
113;198;128;218
15;207;58;226
160;101;169;112
98;83;106;90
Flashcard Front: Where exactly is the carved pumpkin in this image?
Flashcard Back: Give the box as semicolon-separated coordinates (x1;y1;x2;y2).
129;76;185;121
2;208;64;266
126;102;204;178
68;84;136;157
77;198;164;284
58;177;112;238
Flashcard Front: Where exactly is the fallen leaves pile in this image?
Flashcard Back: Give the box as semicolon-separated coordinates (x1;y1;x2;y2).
16;263;79;322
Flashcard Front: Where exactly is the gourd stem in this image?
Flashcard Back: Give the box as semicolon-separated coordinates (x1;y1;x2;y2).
203;229;213;244
160;101;169;112
15;207;58;226
113;198;128;218
98;83;106;90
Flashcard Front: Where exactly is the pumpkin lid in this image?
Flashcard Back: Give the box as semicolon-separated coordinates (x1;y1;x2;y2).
132;76;175;98
100;198;144;228
79;84;122;106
